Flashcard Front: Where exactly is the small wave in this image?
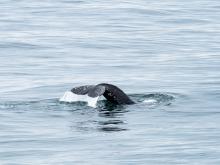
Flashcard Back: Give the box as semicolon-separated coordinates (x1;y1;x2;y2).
130;93;175;106
0;42;48;50
0;92;176;112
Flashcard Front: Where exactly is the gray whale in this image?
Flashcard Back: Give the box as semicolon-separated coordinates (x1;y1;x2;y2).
71;83;135;105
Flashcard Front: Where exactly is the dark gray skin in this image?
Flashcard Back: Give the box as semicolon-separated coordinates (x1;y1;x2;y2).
71;83;135;105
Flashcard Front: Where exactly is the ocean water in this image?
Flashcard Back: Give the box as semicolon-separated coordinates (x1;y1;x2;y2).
1;0;220;164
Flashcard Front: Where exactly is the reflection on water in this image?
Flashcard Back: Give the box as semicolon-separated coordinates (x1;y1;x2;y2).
97;103;128;132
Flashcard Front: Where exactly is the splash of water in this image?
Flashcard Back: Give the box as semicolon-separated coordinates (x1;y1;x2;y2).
143;99;157;104
59;91;99;108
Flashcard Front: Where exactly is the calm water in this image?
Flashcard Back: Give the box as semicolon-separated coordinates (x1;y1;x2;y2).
1;0;220;164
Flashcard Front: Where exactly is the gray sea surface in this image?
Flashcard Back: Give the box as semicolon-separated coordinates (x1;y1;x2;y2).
1;0;220;164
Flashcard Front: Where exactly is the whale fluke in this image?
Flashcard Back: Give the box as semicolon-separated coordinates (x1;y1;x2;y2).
70;83;134;105
71;85;95;95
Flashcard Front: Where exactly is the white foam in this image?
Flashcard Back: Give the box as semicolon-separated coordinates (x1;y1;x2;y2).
59;91;99;108
143;99;157;104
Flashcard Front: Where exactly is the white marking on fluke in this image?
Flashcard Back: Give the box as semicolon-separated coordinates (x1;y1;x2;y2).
59;91;99;108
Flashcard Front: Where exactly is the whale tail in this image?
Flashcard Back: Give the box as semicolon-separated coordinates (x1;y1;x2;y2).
60;83;134;107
